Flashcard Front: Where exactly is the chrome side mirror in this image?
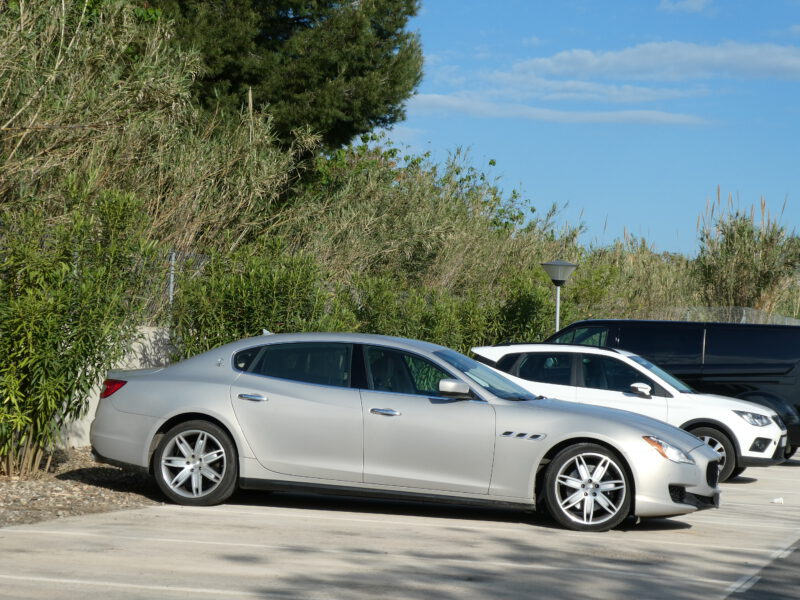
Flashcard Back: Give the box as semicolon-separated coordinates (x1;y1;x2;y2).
630;382;652;398
438;379;472;399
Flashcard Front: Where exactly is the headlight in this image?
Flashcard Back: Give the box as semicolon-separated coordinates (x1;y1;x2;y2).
734;410;772;427
643;436;695;464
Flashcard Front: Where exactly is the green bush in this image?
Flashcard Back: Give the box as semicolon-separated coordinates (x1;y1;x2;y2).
170;244;359;359
0;188;157;476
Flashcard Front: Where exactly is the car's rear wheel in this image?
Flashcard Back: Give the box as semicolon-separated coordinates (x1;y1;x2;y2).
690;427;736;482
153;420;238;506
543;443;631;532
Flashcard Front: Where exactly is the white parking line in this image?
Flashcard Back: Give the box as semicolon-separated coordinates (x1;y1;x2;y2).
726;574;761;594
0;574;268;598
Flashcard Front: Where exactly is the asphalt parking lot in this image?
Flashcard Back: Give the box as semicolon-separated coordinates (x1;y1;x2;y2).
0;459;798;600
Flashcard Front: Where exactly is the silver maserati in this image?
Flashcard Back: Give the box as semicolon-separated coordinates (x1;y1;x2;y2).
91;332;721;532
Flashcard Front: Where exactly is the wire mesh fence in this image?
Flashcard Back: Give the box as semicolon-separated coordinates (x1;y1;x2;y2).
632;306;800;326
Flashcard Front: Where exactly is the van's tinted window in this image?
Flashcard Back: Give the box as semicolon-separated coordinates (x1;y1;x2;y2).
618;324;703;365
551;326;609;347
705;325;800;365
243;342;352;387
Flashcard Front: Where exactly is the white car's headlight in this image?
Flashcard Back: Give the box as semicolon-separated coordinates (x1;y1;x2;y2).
734;410;772;427
643;436;695;464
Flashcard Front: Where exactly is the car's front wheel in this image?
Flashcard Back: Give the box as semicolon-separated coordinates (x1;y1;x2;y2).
153;420;238;506
543;443;631;532
689;427;736;482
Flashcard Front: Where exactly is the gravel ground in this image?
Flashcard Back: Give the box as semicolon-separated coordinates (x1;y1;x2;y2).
0;447;162;528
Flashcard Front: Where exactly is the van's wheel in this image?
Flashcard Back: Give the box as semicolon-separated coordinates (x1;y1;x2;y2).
153;420;238;506
543;443;631;532
690;427;736;482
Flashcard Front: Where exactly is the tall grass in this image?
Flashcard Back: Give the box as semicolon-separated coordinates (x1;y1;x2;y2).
695;190;799;315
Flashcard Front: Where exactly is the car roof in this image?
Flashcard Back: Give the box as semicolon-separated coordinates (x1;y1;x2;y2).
472;343;628;361
553;318;799;330
198;331;451;357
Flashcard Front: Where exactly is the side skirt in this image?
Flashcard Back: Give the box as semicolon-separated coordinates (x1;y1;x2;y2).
239;478;535;511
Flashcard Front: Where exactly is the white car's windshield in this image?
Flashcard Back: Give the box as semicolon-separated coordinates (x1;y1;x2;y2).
627;354;695;393
435;349;539;401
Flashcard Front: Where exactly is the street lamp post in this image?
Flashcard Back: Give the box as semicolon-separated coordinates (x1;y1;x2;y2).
541;260;578;333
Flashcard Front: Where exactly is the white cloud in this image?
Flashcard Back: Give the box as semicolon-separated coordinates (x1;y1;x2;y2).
484;73;709;103
658;0;712;13
522;36;543;47
410;94;706;125
790;25;800;36
512;42;800;81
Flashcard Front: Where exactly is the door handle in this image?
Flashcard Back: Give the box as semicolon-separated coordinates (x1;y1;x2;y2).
370;408;401;417
238;393;267;402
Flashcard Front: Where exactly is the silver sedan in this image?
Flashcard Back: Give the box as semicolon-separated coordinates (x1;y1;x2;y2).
91;332;721;532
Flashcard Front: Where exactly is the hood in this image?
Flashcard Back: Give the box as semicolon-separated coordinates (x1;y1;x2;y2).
513;396;707;454
685;392;778;417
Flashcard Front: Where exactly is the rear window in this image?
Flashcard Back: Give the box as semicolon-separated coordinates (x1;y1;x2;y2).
516;353;573;385
550;326;609;347
705;325;800;365
237;342;352;387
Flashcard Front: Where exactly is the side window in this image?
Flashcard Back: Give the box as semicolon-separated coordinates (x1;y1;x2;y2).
551;326;609;347
366;346;452;396
581;355;651;393
233;346;260;371
705;325;800;365
515;353;572;385
244;343;352;388
496;353;523;373
618;324;703;365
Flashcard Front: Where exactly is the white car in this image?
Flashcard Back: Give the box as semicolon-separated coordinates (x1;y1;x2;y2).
472;343;787;481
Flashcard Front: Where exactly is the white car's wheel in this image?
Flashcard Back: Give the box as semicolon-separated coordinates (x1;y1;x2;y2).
153;420;238;506
544;443;631;532
690;427;736;482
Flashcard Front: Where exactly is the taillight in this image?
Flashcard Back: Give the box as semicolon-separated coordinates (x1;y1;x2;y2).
100;379;127;398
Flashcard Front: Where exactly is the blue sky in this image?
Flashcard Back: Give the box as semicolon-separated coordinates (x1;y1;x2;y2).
385;0;800;256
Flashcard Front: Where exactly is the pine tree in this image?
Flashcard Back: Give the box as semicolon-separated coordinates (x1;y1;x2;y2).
156;0;423;148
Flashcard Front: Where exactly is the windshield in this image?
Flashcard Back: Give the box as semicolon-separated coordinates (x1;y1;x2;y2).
627;354;695;393
434;349;539;401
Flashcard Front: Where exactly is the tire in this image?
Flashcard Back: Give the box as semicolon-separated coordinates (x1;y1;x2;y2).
690;427;736;483
544;443;631;532
729;466;747;479
153;420;238;506
786;445;797;459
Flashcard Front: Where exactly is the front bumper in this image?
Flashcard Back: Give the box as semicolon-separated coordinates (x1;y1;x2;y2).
740;434;787;467
633;444;721;518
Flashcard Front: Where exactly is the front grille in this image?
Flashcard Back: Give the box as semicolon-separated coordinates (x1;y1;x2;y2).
669;485;686;504
706;461;719;487
669;485;719;510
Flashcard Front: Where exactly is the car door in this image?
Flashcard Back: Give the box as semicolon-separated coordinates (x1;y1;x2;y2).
575;353;668;421
360;345;496;494
230;342;364;482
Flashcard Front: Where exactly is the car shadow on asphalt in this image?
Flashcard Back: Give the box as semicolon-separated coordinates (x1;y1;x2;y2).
725;476;758;484
56;466;162;500
228;489;693;532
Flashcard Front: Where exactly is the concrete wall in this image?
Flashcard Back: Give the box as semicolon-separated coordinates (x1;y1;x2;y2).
62;326;172;448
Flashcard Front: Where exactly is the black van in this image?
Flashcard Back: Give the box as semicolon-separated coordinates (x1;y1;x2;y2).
544;319;800;457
